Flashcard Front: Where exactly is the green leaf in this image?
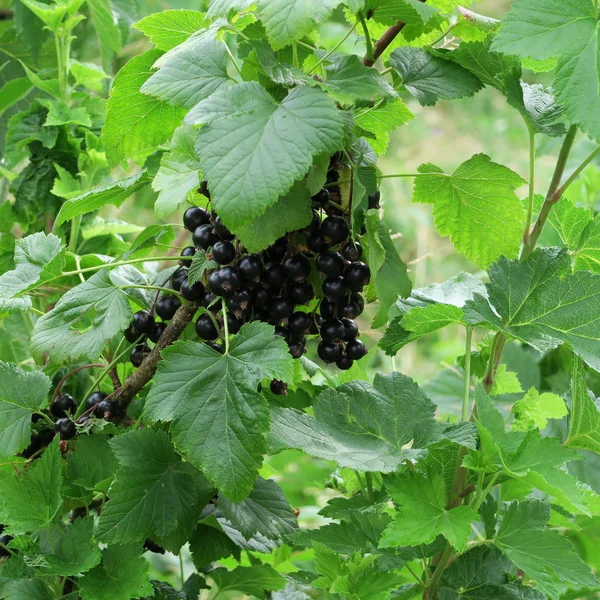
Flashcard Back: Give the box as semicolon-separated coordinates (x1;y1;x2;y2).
465;248;600;371
566;356;600;454
573;215;600;274
491;0;600;142
354;99;414;154
79;544;152;600
87;0;123;65
123;225;175;259
187;82;345;231
362;210;412;328
220;477;298;541
366;0;440;26
0;78;32;116
322;54;397;105
38;98;91;127
0;439;62;534
103;49;186;166
5;103;58;158
236;181;313;252
142;38;233;109
187;250;219;285
413;154;526;268
54;171;150;228
389;47;483;106
210;565;286;596
206;0;254;19
380;467;478;551
153;125;202;218
134;9;207;51
544;195;592;251
144;322;294;501
490;365;523;396
494;500;596;599
512;387;567;431
256;0;341;50
31;268;141;363
0;362;51;458
241;40;309;87
97;429;214;543
190;523;240;568
3;580;55;600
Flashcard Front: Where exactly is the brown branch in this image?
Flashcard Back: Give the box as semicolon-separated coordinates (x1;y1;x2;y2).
112;303;198;409
362;0;427;67
108;368;122;390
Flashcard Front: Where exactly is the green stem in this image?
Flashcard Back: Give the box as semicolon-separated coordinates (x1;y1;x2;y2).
462;327;473;422
553;144;600;202
308;22;358;75
523;123;536;248
429;22;457;47
365;472;375;503
379;66;392;76
482;332;506;394
224;43;243;79
357;12;374;63
472;472;501;512
423;546;454;600
118;284;184;301
68;215;82;253
222;302;230;353
405;563;426;588
179;554;185;588
292;41;299;68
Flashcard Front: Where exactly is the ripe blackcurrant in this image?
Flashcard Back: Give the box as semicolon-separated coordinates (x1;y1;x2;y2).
274;326;291;343
266;237;288;261
231;289;252;310
226;313;242;334
341;241;363;262
320;298;338;320
124;326;140;343
283;255;311;281
206;341;224;353
213;216;234;241
270;380;288;395
238;255;263;281
288;312;312;334
180;246;196;267
270;298;294;321
317;251;345;278
307;234;329;253
95;399;118;419
309;313;324;335
87;391;107;410
341;318;359;340
336;356;354;370
320;319;345;342
217;267;242;295
131;310;155;336
51;394;76;419
171;267;188;292
321;216;349;244
318;342;343;363
288;341;305;359
156;295;181;320
55;418;76;441
301;211;321;236
193;224;218;250
196;314;219;340
263;263;286;288
130;344;149;367
252;287;270;308
312;188;330;207
183;206;210;232
346;339;367;360
212;240;236;265
326;170;340;184
368;190;381;209
149;322;167;343
323;277;347;299
344;262;371;290
207;270;225;296
289;281;314;305
181;279;205;301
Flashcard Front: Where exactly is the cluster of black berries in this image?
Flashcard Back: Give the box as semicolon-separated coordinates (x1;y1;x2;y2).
125;305;177;367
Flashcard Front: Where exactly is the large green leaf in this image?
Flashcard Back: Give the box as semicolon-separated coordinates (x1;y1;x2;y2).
134;9;207;51
87;0;123;65
491;0;600;142
566;357;600;454
366;0;440;26
97;429;214;543
413;154;526;268
103;49;185;166
187;82;345;231
0;362;51;458
355;99;414;154
210;565;286;596
144;322;294;501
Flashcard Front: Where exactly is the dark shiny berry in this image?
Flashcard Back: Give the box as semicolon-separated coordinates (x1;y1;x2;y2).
55;418;76;441
283;255;311;281
321;216;349;244
77;415;91;425
183;206;210;232
352;293;365;313
346;338;367;360
266;237;288;261
207;270;225;296
301;211;321;235
270;380;288;395
288;312;312;334
320;298;338;320
193;225;218;250
196;314;219;340
368;190;381;209
95;399;117;419
212;240;236;265
144;539;166;554
87;391;108;411
270;298;294;321
130;344;149;367
238;255;263;281
206;341;224;353
312;188;330;207
323;277;347;299
318;342;343;363
226;313;242;334
341;241;363;262
307;234;329;253
171;267;188;292
341;318;359;340
218;267;242;296
289;281;314;305
317;251;345;278
156;296;181;320
288;341;305;359
344;262;371;290
252;287;270;308
51;394;76;419
201;290;218;309
274;326;291;343
336;356;354;370
231;289;252;310
320;319;345;342
124;326;140;343
263;263;286;288
0;535;12;557
326;170;340;184
181;279;205;301
180;246;196;267
199;180;211;198
309;313;324;335
149;322;167;343
131;310;155;336
213;216;234;241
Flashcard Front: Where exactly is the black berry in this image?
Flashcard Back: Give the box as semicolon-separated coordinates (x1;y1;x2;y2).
196;314;219;340
95;399;117;419
130;344;149;367
368;190;381;209
149;321;168;343
312;188;330;207
193;224;218;250
263;263;286;288
289;281;314;305
270;298;294;321
226;313;242;334
336;356;354;370
307;234;329;253
341;241;363;262
344;262;371;290
131;310;155;336
180;246;196;267
346;339;367;360
124;326;140;343
212;240;236;265
238;255;263;281
320;298;338;320
274;326;291;343
321;216;349;244
55;418;76;441
323;277;347;299
214;216;234;241
318;342;343;363
283;255;311;281
288;341;305;359
156;295;182;320
87;391;107;411
51;394;76;419
171;267;188;292
341;318;359;340
183;206;210;232
252;287;270;308
270;380;288;395
181;279;205;301
317;251;345;278
288;312;312;334
217;267;242;296
320;319;345;342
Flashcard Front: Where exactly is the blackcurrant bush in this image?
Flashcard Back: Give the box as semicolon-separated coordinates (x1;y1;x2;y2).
124;326;140;343
217;266;242;295
51;394;76;419
270;380;288;395
288;341;305;359
263;263;286;288
341;241;363;262
270;298;294;321
238;254;263;281
312;188;330;207
183;206;210;231
346;338;367;360
341;318;359;340
131;310;155;336
171;267;188;292
149;322;168;343
336;356;354;370
193;225;218;250
320;298;338;320
156;295;182;320
323;277;347;299
87;390;107;410
130;344;149;367
317;251;345;278
95;399;117;419
307;234;329;253
318;342;343;363
274;326;291;343
212;240;236;265
181;279;205;301
344;261;371;290
180;246;196;267
226;313;242;334
289;281;314;305
252;287;270;308
321;216;349;244
55;418;76;441
283;255;311;281
213;216;234;241
288;312;312;334
320;319;345;342
196;314;219;340
368;190;381;209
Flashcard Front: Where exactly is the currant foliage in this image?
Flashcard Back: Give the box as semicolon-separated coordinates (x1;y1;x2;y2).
2;0;600;599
